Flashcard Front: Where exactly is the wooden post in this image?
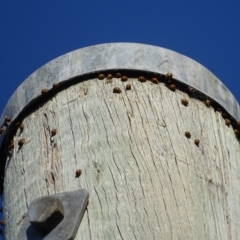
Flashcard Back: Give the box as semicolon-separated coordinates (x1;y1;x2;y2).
0;43;240;239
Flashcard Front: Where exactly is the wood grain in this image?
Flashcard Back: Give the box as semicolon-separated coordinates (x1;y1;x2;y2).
3;77;240;240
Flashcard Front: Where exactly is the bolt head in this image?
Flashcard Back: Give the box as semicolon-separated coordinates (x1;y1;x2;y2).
28;196;64;235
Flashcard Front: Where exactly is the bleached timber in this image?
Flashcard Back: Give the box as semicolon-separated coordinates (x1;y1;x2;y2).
3;76;240;239
1;43;240;240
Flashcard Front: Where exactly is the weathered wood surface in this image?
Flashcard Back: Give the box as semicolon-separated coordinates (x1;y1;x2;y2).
3;77;240;239
1;43;240;126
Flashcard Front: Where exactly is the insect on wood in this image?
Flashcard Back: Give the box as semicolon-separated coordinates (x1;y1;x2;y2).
185;131;191;138
75;169;82;178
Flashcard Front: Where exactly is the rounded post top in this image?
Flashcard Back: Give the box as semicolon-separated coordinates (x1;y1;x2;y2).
0;43;239;130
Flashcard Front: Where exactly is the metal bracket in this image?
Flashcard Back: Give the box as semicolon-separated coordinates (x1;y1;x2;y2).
18;189;89;240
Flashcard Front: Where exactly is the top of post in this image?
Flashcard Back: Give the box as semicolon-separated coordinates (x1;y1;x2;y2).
0;42;239;132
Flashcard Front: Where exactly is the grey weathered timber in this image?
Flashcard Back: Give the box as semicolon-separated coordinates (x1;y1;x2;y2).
18;189;89;240
2;75;240;239
0;43;239;144
1;44;240;240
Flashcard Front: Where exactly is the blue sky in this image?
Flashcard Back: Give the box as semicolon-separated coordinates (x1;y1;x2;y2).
0;1;240;238
0;1;240;115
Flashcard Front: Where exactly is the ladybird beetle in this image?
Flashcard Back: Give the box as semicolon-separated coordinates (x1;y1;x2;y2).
16;122;24;131
41;89;48;95
126;84;131;90
169;84;176;91
151;77;158;84
234;129;240;137
138;76;146;82
52;83;59;88
188;86;196;93
113;87;122;93
121;76;128;82
18;138;25;147
8;142;14;150
51;129;57;136
107;74;113;79
205;100;211;107
194;139;200;146
165;73;173;79
222;112;227;119
4;116;11;123
98;73;105;80
185;131;191;139
181;99;189;106
115;73;122;78
76;169;82;177
225;119;231;126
